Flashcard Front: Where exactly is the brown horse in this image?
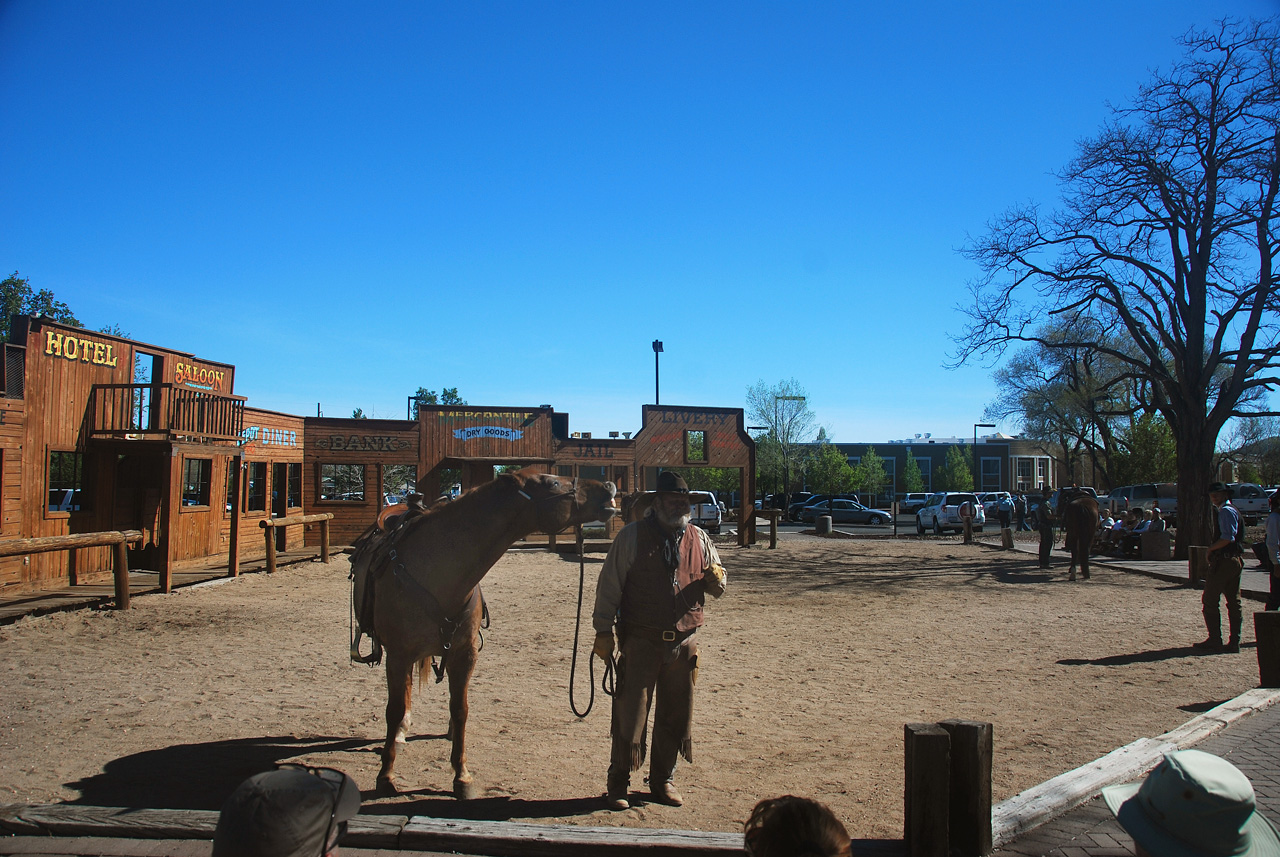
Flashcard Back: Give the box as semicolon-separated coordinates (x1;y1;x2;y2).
1060;488;1100;581
349;469;618;796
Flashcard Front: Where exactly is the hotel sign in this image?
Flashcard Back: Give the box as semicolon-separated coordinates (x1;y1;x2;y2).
44;331;119;367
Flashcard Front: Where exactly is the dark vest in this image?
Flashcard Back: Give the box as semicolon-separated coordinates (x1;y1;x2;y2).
621;517;706;633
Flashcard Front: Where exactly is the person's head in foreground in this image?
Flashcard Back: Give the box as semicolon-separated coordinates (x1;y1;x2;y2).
744;795;852;857
1103;749;1280;857
212;765;361;857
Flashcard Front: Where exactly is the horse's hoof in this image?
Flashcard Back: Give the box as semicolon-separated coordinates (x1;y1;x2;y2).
377;775;401;795
454;779;479;800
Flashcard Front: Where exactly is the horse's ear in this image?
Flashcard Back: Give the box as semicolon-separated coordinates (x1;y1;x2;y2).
497;471;521;488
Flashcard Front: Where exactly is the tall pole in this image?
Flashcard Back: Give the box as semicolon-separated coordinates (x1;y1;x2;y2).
652;340;663;405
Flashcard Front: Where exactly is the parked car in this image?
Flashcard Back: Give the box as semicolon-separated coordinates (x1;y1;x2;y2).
792;493;860;520
800;498;891;526
690;491;722;534
1107;483;1176;524
899;492;931;515
916;492;985;534
1228;482;1269;522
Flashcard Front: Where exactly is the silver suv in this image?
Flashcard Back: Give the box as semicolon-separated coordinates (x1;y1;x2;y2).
916;492;985;535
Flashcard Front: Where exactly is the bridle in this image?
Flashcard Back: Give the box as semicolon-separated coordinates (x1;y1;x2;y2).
518;477;581;516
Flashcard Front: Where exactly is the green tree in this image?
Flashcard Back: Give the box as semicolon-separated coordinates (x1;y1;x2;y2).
1111;413;1178;485
808;443;855;498
351;407;368;419
1;271;81;343
745;379;816;496
936;445;973;492
902;449;925;493
852;446;889;504
411;386;466;418
959;20;1280;554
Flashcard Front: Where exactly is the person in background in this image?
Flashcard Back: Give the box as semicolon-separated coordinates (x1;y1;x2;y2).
1037;502;1055;569
1266;491;1280;610
1196;482;1245;653
213;765;361;857
744;795;852;857
1103;749;1279;857
1015;492;1030;531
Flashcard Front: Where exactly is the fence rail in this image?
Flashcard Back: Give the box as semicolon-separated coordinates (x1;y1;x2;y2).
0;530;143;609
258;513;334;574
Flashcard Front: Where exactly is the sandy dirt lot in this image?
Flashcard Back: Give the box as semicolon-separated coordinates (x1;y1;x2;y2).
0;535;1261;838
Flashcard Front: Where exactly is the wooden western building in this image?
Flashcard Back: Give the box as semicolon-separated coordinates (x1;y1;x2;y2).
0;316;306;593
0;313;757;593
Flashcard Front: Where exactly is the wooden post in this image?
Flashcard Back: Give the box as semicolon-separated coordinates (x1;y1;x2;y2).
1190;546;1209;585
1001;527;1014;549
817;515;833;535
904;723;950;857
1256;612;1280;688
320;518;330;563
939;719;993;857
264;522;277;574
228;455;243;577
112;540;131;611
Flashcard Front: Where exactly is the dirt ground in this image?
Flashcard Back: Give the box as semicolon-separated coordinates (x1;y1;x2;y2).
0;535;1262;838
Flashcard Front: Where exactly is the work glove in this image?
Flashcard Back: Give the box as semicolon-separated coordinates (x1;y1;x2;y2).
592;632;615;660
703;563;726;598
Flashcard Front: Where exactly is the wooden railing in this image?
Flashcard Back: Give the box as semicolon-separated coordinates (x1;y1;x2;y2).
0;531;143;609
258;513;334;574
90;383;246;443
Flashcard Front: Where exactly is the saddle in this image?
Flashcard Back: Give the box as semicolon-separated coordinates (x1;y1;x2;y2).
348;494;488;677
349;494;431;666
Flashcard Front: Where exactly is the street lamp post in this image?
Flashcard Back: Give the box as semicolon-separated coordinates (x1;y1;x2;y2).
652;340;663;404
974;423;996;492
776;395;806;505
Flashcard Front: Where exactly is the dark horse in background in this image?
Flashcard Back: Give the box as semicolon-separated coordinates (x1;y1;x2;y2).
348;469;618;797
1060;487;1101;581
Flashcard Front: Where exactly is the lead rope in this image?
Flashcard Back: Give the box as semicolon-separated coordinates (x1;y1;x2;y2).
569;524;616;718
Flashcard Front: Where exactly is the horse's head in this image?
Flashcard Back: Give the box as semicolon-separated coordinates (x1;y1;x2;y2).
500;470;619;531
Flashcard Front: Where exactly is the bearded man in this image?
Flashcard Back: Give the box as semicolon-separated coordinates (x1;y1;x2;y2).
592;471;726;810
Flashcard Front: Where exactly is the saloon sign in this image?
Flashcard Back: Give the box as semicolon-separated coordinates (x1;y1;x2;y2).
174;361;228;393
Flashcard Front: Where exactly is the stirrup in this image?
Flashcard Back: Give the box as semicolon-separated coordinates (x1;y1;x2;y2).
351;633;384;666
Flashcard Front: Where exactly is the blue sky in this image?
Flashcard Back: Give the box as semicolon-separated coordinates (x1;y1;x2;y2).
3;1;1275;441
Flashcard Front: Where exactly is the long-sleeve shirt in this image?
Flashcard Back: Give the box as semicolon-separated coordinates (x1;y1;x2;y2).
593;520;723;634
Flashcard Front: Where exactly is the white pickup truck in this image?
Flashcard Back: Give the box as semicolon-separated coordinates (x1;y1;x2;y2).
1229;483;1269;522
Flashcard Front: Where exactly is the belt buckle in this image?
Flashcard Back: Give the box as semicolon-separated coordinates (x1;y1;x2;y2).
662;630;676;642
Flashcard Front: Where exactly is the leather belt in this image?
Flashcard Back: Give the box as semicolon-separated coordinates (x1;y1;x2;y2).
621;622;695;644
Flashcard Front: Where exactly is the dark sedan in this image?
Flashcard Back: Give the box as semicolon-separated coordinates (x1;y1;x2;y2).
800;498;890;526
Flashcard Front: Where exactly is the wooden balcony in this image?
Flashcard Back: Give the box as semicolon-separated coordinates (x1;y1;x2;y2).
90;383;246;443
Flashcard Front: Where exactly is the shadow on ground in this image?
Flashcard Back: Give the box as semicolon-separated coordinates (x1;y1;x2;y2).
1058;642;1255;667
65;735;379;809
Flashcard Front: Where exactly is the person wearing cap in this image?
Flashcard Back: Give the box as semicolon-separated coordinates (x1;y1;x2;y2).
1103;748;1280;857
212;765;361;857
1197;482;1246;653
592;470;726;810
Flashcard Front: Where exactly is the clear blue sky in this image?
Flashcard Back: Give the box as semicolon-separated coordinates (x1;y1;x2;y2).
3;1;1275;441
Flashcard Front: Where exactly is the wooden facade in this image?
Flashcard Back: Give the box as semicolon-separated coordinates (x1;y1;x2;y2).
0;314;757;592
304;417;419;547
0;316;294;592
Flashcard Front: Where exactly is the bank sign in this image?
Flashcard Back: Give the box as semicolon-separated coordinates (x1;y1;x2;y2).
453;426;524;441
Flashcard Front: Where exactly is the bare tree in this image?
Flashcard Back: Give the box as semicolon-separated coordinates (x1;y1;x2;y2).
958;19;1280;555
746;379;816;497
